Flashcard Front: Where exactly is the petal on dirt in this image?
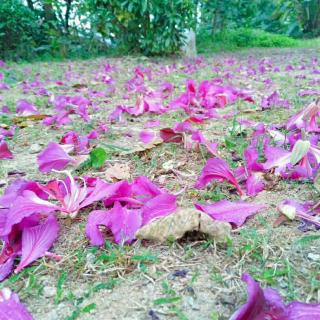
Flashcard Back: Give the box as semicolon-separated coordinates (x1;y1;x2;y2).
0;257;14;281
0;141;13;159
2;191;58;236
139;130;156;144
16;100;38;116
246;174;264;197
108;202;142;244
230;273;320;320
195;158;244;196
37;142;75;173
195;200;266;227
15;215;59;272
85;210;110;246
0;288;33;319
142;193;177;225
263;145;291;174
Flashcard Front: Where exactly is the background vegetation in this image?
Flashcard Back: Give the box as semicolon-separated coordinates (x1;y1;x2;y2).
0;0;319;60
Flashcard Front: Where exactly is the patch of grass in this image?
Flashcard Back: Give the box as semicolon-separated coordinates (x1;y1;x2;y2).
197;28;318;53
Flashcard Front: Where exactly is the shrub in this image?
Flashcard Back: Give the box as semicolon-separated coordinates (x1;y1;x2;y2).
0;0;42;60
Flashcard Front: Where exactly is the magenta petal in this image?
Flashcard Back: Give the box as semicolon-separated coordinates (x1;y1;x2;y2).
37;142;75;173
139;130;155;144
2;191;58;236
263;145;291;174
142;194;177;225
79;179;111;209
230;273;267;320
195;200;266;227
131;176;162;199
144;119;160;128
85;210;110;246
108;202;142;244
0;179;47;208
0;257;14;281
0;288;33;319
160;128;183;143
195;158;244;196
0;141;13;159
16;100;38;116
286;301;320;319
231;273;320;320
246;174;264;197
15;215;59;272
244;146;264;172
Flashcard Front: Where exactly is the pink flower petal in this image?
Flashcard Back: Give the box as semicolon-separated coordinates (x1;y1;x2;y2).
85;210;110;246
16;100;38;116
0;141;13;159
37;142;75;173
2;191;58;236
139;130;155;144
0;257;14;281
195;200;266;227
246;174;264;197
108;202;142;244
15;215;59;272
230;273;320;320
263;145;291;174
0;288;33;319
142;194;177;225
195;158;244;196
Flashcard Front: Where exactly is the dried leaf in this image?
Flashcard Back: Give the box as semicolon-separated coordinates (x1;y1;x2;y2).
314;171;320;193
123;137;163;155
12;114;49;124
105;163;131;181
136;208;231;243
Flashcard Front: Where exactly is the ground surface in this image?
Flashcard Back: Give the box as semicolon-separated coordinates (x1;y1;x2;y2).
0;48;320;320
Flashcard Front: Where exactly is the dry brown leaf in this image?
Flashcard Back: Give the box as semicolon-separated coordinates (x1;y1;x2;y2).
105;163;131;181
123;137;163;155
12;114;49;124
136;208;231;243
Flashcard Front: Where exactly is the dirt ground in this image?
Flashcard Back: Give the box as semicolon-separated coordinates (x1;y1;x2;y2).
0;48;320;320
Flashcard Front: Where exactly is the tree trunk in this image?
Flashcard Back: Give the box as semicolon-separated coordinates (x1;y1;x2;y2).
65;0;72;32
26;0;35;11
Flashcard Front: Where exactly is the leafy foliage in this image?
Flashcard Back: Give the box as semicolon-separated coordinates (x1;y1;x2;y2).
0;0;318;59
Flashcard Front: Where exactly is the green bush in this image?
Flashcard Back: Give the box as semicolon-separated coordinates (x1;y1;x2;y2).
0;0;42;60
82;0;195;56
226;28;297;47
197;28;298;53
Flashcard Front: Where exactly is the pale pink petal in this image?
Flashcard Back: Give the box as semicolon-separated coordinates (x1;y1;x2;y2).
131;176;162;199
79;179;111;209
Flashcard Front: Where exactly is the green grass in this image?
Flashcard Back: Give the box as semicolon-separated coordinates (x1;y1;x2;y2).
197;28;320;53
